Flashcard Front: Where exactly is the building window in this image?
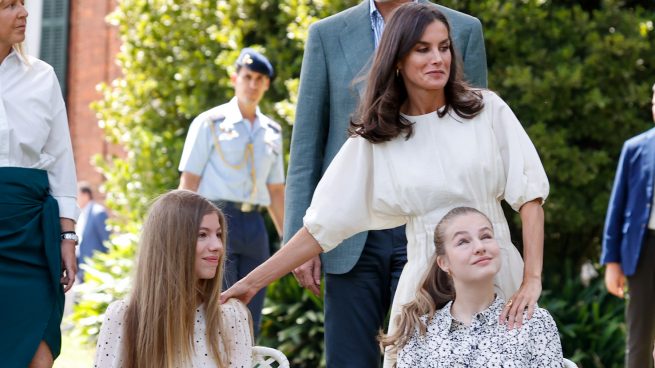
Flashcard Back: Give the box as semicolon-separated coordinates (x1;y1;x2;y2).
40;0;70;96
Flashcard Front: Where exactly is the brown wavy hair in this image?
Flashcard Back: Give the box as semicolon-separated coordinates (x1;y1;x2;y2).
380;207;492;362
350;2;483;143
122;190;231;368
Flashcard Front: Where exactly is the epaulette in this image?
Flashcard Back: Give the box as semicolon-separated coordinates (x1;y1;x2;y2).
209;112;226;124
266;118;281;134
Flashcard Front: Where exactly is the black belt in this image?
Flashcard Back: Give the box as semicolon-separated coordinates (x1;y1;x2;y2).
214;200;263;213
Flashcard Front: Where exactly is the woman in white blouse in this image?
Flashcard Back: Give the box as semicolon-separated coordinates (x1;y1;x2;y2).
383;206;563;367
94;190;253;368
223;3;548;365
0;1;79;367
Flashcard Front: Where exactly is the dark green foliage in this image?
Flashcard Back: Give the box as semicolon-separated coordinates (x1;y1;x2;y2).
541;262;626;367
259;276;326;367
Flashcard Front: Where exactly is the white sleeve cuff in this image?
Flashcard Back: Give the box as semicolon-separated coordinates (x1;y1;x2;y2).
55;195;80;221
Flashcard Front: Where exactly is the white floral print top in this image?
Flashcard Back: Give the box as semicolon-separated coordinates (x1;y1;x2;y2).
397;297;563;368
93;298;253;367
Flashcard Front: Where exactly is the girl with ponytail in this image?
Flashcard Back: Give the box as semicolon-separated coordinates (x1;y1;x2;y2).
382;207;563;367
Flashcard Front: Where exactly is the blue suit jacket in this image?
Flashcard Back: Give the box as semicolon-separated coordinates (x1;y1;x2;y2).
79;202;110;264
284;0;488;274
601;127;655;276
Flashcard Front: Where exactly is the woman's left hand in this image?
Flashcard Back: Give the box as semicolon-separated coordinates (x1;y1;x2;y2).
499;276;542;329
60;240;77;292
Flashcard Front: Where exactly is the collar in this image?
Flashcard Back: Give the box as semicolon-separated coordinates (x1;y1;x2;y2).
223;97;263;131
0;48;18;68
369;0;381;18
436;295;504;335
0;48;31;75
369;0;419;19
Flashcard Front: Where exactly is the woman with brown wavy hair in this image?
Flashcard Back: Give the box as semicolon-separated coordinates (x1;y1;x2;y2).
223;3;549;365
382;207;562;367
94;190;252;368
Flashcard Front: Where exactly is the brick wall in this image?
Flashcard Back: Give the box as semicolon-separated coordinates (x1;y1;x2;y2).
67;0;121;196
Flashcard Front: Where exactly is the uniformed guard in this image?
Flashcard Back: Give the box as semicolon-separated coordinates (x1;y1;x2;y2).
178;48;285;336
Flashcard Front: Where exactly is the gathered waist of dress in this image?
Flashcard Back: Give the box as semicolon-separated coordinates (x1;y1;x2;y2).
0;167;50;204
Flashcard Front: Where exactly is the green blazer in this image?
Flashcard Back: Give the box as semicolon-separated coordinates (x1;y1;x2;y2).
284;0;488;274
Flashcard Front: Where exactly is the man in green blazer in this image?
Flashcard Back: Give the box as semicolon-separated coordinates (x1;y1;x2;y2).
284;1;488;366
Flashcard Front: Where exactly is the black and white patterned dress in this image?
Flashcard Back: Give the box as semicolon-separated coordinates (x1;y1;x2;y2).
397;297;563;368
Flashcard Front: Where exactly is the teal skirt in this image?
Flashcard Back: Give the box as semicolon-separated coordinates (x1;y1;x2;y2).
0;167;64;367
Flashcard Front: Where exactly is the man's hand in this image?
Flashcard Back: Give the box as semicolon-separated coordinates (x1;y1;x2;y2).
604;262;626;298
293;256;322;296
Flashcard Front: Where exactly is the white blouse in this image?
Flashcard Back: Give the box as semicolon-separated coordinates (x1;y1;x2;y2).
0;50;78;220
94;299;253;368
397;297;564;368
303;90;549;363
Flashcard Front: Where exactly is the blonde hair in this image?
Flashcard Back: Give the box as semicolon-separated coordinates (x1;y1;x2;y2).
12;43;27;62
380;207;492;362
122;190;231;368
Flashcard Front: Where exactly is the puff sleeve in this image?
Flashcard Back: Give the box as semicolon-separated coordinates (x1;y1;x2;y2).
303;136;408;252
488;92;549;211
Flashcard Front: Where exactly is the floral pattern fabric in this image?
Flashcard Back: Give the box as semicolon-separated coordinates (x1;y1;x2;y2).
397;297;563;368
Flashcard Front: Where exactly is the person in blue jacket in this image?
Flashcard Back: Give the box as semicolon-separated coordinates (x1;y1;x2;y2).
601;82;655;368
76;182;110;281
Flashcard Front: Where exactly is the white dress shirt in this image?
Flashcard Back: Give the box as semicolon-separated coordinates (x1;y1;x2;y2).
0;50;78;220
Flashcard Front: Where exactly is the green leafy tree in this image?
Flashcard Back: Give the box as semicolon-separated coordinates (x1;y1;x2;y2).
441;0;654;272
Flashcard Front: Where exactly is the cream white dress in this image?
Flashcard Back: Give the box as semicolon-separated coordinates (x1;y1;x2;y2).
303;91;549;364
93;298;253;367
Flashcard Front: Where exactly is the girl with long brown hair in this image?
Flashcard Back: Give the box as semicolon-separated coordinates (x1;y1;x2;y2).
223;3;549;366
94;190;252;368
382;207;563;367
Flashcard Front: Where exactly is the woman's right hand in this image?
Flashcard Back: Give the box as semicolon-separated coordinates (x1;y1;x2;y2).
220;278;260;305
220;226;325;304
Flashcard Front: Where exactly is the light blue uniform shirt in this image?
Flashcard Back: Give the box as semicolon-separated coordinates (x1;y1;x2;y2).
179;97;285;205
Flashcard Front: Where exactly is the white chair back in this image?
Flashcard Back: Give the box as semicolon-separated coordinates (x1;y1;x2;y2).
563;358;577;367
252;346;290;368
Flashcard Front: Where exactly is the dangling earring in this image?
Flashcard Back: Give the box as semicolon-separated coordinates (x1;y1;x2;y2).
395;69;399;77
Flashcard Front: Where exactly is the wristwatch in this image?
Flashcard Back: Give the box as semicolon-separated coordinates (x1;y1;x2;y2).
61;231;79;245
